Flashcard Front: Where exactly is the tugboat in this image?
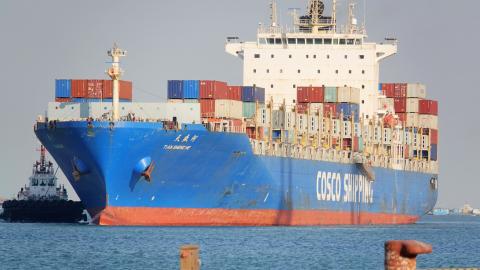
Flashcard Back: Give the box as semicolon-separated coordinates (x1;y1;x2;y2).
0;145;85;223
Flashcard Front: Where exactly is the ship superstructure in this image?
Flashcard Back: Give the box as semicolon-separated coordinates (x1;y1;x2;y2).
226;0;396;116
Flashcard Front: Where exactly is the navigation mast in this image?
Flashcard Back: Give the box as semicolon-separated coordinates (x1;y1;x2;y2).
107;43;127;122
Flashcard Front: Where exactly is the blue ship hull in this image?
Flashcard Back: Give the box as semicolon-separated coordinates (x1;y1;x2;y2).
34;121;437;226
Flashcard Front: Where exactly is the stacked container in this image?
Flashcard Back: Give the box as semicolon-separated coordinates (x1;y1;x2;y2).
241;86;265;118
56;79;132;102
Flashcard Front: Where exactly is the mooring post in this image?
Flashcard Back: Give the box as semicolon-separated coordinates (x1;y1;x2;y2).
180;244;200;270
385;240;432;270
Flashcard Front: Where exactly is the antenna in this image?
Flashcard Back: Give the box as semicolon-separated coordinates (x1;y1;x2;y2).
270;0;278;27
107;43;127;122
332;0;337;32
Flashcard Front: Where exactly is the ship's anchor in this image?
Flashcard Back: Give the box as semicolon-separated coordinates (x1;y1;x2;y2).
141;162;155;182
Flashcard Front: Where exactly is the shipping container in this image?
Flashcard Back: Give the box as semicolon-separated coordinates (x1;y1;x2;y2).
297;86;324;103
430;129;438;144
418;114;438;129
272;130;281;140
272;110;285;129
407;83;427;98
199;80;228;99
430;144;438;161
394;98;406;113
397;113;419;127
71;80;88;98
297;103;309;114
200;99;215;118
241;86;265;103
103;80;133;100
242;102;256;118
227;86;242;101
183;80;200;99
378;97;395;112
394;83;407;98
323;103;337;117
229;119;243;133
381;83;395;97
86;80;104;98
214;99;243;119
168;80;183;99
337;87;360;104
324;87;337;102
419;99;438;115
55;79;71;98
336;103;359;122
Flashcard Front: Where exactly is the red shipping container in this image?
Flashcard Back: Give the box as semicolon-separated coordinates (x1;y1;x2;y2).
200;80;228;99
430;129;438;144
55;97;72;102
103;80;133;100
71;80;87;97
297;103;308;113
297;86;324;103
418;100;438;115
86;79;104;98
404;145;409;158
323;103;337;117
397;113;406;123
227;86;242;101
394;97;407;113
200;99;215;118
394;83;407;98
382;83;395;97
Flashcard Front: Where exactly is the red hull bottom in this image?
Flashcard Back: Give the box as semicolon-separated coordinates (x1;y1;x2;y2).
94;207;419;226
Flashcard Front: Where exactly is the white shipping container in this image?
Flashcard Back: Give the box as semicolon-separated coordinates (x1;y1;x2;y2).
418;114;438;129
406;98;419;113
378;97;395;113
284;111;294;130
256;108;270;126
407;83;427;98
307;103;324;115
404;113;419;127
297;113;308;131
337;87;350;103
272;110;285;129
350;87;361;104
308;115;319;134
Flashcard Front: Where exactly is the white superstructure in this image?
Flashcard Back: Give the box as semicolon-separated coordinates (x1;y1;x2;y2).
225;0;397;117
17;146;68;201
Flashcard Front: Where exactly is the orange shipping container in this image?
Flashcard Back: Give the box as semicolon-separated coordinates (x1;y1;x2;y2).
86;80;104;98
71;80;88;97
227;86;242;101
103;80;133;100
200;99;215;118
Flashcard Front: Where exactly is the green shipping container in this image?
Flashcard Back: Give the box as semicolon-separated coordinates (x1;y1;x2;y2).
242;102;256;118
324;87;338;103
358;136;364;152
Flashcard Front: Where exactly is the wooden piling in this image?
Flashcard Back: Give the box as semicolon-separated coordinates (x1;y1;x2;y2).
180;244;200;270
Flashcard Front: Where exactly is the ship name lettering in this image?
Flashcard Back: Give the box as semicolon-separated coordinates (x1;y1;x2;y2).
316;171;373;204
163;145;192;151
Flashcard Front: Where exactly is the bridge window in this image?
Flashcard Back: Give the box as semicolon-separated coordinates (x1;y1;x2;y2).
266;69;270;73
254;54;260;58
344;55;348;59
259;38;266;44
314;38;322;44
324;38;332;45
362;70;365;74
297;69;301;73
333;39;339;45
267;38;275;44
347;39;355;45
297;38;305;44
275;38;282;44
271;54;274;58
362;85;365;89
271;84;274;88
306;38;313;44
287;38;296;44
293;84;296;88
306;55;309;59
339;39;346;45
355;39;362;45
335;70;339;74
253;69;256;73
313;54;316;58
349;70;352;74
317;69;321;74
326;54;330;59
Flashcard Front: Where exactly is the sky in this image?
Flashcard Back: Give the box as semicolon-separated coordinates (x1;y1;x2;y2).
0;0;479;208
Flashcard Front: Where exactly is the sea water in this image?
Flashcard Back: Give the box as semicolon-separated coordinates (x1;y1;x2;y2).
0;215;479;269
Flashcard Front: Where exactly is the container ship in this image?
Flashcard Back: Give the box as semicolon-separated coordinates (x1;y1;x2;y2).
34;0;438;226
0;146;85;223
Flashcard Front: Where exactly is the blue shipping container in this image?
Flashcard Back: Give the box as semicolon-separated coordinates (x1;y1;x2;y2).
55;79;71;98
430;144;438;161
242;86;265;103
182;80;199;99
336;103;360;122
272;130;281;139
168;80;183;99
